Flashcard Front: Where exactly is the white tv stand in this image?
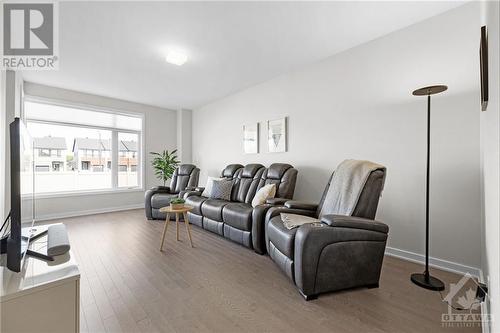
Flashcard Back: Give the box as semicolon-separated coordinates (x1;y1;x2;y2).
0;223;80;333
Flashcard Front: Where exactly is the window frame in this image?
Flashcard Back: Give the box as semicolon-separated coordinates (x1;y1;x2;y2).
24;95;145;197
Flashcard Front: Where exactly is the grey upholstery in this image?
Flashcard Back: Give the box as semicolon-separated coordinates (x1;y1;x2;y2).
251;164;298;254
266;198;289;205
185;163;298;253
258;163;298;199
232;164;266;203
186;195;207;215
265;167;388;300
223;203;253;231
185;164;243;224
201;199;228;221
145;164;200;220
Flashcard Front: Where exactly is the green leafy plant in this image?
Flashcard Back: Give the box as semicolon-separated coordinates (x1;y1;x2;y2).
170;198;185;204
150;150;179;186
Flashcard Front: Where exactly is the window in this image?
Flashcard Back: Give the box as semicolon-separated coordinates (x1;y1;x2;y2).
39;149;50;157
25;99;143;194
118;132;139;188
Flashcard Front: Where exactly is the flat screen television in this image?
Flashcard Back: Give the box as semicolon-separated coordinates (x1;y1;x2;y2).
7;117;35;272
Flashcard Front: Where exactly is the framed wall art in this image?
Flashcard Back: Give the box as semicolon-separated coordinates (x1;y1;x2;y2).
267;117;287;153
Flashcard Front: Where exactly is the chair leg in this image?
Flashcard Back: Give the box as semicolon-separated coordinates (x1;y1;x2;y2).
159;213;170;251
298;289;317;301
176;213;180;241
183;212;194;247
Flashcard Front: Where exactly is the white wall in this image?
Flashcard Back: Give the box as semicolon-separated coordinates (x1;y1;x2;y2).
480;1;499;332
23;82;177;219
192;4;482;270
177;109;193;163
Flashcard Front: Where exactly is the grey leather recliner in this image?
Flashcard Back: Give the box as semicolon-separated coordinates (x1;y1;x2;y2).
265;167;388;300
145;164;200;220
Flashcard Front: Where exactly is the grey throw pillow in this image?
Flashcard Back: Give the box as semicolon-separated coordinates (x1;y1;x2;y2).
210;179;233;200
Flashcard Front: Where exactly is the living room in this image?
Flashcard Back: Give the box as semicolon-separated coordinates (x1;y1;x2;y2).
0;1;499;333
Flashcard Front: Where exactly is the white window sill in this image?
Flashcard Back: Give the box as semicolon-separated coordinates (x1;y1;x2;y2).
34;187;145;199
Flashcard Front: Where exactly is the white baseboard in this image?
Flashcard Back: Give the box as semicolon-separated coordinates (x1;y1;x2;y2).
35;204;144;222
385;246;481;278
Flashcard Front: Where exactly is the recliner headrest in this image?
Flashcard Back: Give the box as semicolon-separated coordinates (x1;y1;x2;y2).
266;163;293;180
241;164;265;178
222;164;243;178
177;164;196;176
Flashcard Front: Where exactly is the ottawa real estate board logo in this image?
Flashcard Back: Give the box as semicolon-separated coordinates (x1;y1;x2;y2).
1;1;59;70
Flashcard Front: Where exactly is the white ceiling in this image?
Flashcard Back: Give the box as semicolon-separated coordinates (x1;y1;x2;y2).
23;1;466;110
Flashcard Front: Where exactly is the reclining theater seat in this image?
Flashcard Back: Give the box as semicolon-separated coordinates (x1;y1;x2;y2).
184;164;243;228
184;163;298;251
145;164;200;220
265;167;388;300
204;164;265;240
250;164;298;254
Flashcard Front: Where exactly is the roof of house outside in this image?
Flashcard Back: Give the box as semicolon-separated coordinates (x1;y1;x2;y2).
73;138;137;152
34;136;67;150
73;138;110;152
120;140;137;152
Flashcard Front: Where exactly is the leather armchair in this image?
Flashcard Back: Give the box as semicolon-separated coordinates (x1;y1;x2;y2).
265;168;388;300
145;164;200;220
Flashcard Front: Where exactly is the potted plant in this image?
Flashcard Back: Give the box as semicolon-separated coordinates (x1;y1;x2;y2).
150;150;179;189
170;198;185;210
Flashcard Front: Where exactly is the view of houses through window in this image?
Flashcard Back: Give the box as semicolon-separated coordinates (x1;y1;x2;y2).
25;100;142;194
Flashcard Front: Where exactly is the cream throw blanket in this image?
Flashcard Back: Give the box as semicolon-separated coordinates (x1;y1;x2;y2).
318;159;386;218
281;213;319;230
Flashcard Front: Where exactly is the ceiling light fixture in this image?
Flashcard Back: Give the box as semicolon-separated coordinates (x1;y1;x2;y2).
165;51;188;66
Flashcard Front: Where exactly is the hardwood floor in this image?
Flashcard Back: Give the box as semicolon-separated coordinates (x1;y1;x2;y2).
50;209;481;333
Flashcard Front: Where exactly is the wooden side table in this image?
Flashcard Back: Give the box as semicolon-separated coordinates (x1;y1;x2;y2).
159;205;194;250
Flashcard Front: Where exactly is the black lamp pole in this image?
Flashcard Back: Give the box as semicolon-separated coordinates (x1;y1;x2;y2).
410;85;447;291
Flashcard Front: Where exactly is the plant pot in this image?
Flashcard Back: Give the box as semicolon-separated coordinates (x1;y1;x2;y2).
171;203;184;210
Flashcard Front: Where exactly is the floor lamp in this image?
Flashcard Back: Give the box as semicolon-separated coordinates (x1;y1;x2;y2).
410;84;447;291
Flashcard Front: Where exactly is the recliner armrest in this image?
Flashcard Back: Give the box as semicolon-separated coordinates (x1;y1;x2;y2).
182;190;203;199
284;201;318;211
149;186;172;194
265;206;317;222
266;198;288;205
320;215;389;234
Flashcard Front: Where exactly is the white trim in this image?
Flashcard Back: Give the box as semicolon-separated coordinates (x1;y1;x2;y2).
26;118;142;134
112;131;118;188
385;246;481;278
34;204;144;222
24;94;145;119
34;187;144;199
